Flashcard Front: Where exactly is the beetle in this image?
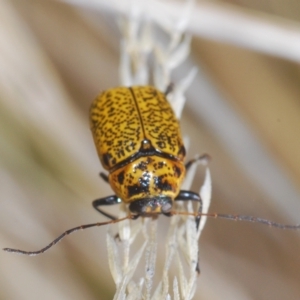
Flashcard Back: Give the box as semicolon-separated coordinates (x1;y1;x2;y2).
89;85;204;224
4;85;300;258
3;85;207;257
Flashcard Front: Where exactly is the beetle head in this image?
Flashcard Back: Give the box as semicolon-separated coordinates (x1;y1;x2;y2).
129;196;173;216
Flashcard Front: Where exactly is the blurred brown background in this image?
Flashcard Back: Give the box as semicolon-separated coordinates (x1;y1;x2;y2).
1;0;300;299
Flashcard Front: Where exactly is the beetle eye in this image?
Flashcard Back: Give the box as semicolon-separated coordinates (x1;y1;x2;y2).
161;202;172;213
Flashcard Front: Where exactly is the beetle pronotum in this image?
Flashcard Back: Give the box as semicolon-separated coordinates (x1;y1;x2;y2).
4;86;300;268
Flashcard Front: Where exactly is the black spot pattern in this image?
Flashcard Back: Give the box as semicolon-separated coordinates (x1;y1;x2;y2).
117;171;125;185
154;175;173;191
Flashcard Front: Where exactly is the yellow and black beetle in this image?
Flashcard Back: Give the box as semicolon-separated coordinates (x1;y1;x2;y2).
89;85;203;223
3;85;206;256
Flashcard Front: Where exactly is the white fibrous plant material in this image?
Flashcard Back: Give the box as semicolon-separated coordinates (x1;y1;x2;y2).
107;0;212;299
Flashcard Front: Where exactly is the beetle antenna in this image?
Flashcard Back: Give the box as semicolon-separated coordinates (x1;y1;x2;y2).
3;215;133;256
173;211;300;230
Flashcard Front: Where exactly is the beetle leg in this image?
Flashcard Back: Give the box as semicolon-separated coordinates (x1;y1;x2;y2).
99;172;109;183
164;82;174;96
92;195;121;220
185;154;211;171
174;190;202;230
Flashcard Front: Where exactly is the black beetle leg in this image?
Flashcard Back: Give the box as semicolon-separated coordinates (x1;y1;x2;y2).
99;172;109;183
174;190;202;230
92;195;121;220
164;82;174;96
185;154;211;172
174;190;203;274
